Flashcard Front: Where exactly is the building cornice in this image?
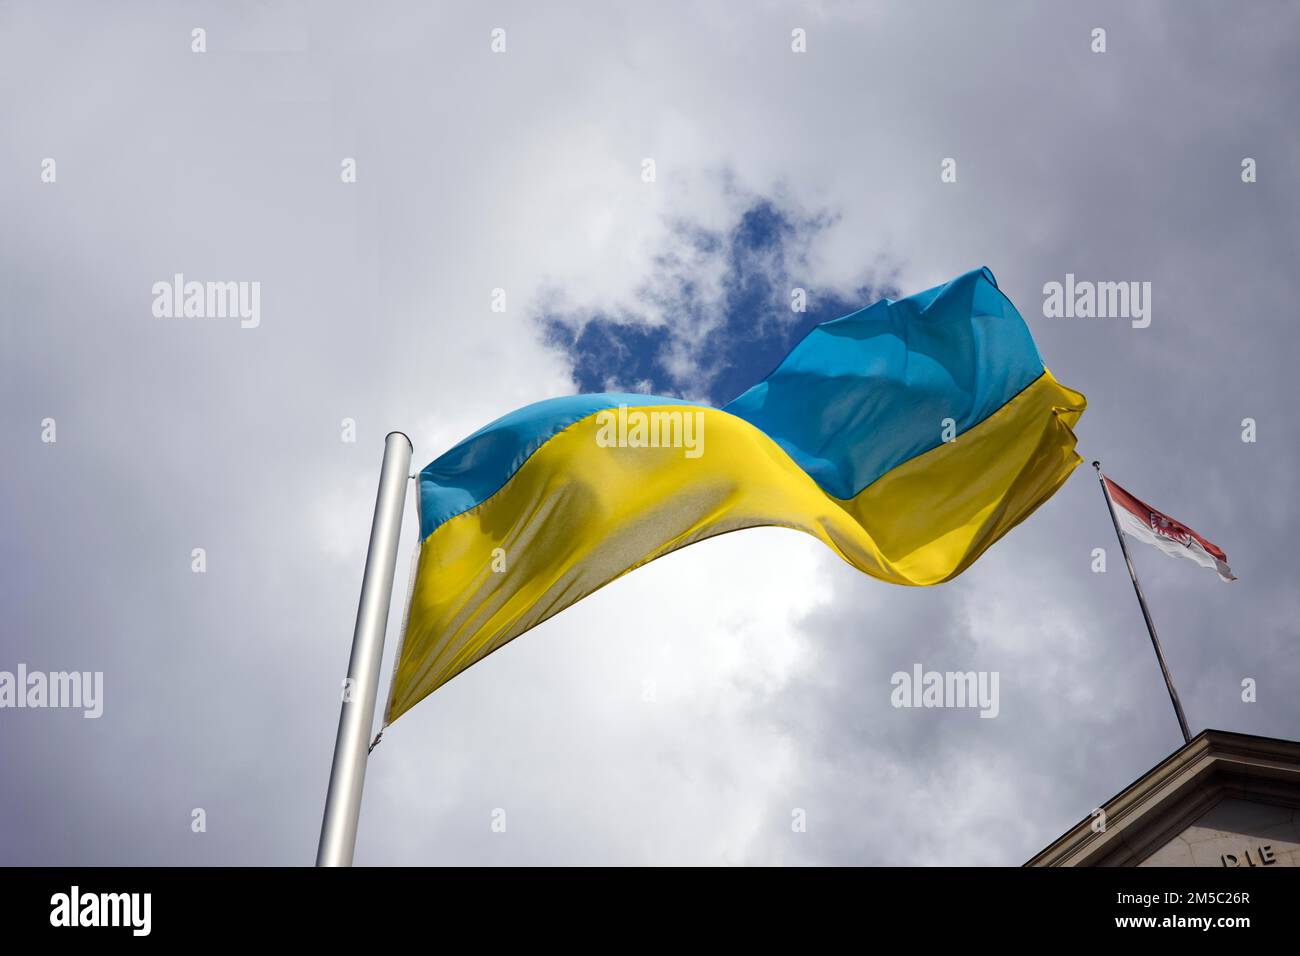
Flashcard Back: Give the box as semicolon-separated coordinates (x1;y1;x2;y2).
1027;729;1300;867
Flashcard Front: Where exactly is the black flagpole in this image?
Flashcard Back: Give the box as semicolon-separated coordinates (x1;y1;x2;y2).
1092;461;1193;746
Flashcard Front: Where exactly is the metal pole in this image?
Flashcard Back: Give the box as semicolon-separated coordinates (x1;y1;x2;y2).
317;431;413;866
1092;461;1192;746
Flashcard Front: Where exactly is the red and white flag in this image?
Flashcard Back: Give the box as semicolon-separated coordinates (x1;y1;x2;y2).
1102;475;1236;581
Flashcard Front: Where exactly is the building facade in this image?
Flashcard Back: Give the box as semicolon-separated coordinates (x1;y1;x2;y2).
1028;730;1300;867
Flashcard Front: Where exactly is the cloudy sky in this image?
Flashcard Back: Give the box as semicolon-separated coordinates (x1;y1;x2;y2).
2;1;1297;865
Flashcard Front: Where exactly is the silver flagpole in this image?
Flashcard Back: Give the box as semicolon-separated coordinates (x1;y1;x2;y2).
1092;461;1192;746
317;431;413;866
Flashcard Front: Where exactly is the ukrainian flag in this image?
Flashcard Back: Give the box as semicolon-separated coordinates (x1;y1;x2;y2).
385;267;1085;723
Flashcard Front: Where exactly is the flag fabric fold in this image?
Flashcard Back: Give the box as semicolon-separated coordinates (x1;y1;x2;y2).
384;267;1087;723
1102;474;1236;582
